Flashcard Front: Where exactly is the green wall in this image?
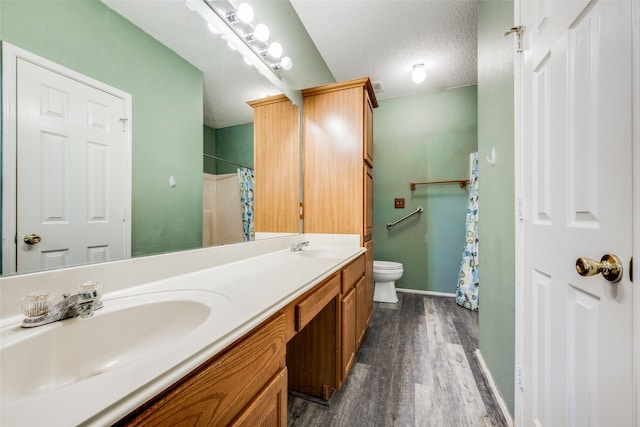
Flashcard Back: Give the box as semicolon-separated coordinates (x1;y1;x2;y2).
478;0;516;416
1;0;203;258
373;86;477;293
203;125;217;175
203;123;254;175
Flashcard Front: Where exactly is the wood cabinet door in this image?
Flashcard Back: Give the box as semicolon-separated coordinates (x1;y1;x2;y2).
341;288;356;381
355;276;367;350
364;239;374;324
250;95;300;234
230;368;287;427
364;89;374;167
118;314;286;427
364;165;374;239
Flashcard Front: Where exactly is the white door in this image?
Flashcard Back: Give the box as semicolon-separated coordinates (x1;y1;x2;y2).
11;54;130;273
519;0;633;425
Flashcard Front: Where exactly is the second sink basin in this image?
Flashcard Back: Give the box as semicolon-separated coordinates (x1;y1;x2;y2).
0;290;229;402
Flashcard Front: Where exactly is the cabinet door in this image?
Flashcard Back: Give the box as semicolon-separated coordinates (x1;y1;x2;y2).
250;95;301;234
364;165;374;239
230;368;287;427
364;239;374;324
119;314;286;427
355;276;367;349
341;288;356;381
364;90;374;167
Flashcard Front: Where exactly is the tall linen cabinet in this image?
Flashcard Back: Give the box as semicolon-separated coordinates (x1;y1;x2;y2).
248;95;300;234
302;77;377;382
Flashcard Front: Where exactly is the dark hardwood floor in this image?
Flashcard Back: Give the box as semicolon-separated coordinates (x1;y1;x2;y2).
287;293;508;427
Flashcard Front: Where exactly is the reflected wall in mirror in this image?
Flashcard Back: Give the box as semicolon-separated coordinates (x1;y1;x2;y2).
1;0;204;276
202;122;254;246
1;0;334;276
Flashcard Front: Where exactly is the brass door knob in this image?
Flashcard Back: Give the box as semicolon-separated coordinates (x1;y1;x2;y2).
23;233;42;245
576;254;623;283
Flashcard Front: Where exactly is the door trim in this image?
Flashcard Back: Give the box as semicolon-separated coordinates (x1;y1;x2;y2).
513;1;524;426
631;0;640;423
1;42;132;275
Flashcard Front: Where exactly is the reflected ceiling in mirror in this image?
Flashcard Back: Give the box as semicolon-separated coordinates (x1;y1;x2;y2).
102;0;334;128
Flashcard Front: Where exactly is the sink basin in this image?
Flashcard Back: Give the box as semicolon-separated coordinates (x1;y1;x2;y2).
0;290;229;402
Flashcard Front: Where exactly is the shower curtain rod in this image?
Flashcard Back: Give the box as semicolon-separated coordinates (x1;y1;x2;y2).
203;153;253;170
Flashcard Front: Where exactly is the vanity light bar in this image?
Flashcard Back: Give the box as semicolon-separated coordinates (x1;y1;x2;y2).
187;0;300;105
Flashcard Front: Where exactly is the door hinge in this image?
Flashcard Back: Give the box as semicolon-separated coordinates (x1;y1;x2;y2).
631;257;633;282
119;118;129;132
505;25;524;53
516;198;524;221
299;202;304;219
516;365;524;391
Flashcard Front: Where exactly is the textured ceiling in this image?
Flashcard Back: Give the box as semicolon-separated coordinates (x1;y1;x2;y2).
101;0;477;128
290;0;478;100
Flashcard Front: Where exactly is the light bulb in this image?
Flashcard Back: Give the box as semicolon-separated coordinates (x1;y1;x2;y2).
243;56;253;65
236;3;254;23
267;42;283;58
411;63;426;84
280;56;293;71
254;23;270;42
227;40;237;51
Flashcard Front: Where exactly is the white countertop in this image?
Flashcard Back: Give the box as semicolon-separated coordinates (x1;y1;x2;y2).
0;242;364;426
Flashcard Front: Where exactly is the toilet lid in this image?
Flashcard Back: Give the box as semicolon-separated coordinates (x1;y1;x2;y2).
374;261;403;270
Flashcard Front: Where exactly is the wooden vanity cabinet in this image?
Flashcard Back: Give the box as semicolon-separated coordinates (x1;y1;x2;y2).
364;239;375;325
230;368;288;427
340;255;367;385
248;95;300;234
117;313;287;427
119;254;370;425
287;273;341;401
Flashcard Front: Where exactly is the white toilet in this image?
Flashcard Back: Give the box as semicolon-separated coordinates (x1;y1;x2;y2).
373;261;404;303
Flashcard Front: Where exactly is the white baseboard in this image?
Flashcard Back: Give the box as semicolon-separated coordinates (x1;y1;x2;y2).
396;288;456;298
474;349;514;427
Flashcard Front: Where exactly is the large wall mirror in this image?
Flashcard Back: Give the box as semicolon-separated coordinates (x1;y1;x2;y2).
0;0;333;276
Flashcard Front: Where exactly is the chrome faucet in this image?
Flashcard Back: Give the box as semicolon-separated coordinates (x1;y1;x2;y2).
21;285;103;328
290;240;310;252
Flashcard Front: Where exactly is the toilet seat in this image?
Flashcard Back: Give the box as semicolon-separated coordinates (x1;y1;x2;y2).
373;261;403;271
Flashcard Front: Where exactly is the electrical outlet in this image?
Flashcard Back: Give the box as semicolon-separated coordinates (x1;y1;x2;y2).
394;198;405;209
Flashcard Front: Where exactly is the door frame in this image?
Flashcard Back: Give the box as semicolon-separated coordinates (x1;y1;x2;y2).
513;0;639;425
1;42;132;274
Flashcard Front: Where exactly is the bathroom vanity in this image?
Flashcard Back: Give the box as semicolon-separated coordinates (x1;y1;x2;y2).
0;234;373;426
118;253;369;426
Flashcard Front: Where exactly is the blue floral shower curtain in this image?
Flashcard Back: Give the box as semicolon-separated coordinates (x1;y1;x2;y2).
237;167;254;241
456;152;479;311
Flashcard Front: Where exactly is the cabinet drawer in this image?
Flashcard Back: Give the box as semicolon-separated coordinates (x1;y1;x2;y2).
342;255;365;294
296;273;341;331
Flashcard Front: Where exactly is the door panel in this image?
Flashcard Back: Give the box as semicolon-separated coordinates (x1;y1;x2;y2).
16;58;129;273
520;0;633;425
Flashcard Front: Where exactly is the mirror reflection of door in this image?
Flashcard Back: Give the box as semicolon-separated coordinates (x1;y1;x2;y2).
3;44;132;274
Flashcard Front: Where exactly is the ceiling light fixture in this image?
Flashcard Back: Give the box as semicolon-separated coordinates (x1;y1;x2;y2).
411;63;426;84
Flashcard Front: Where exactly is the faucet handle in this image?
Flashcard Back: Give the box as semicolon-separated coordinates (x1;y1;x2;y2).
21;291;55;318
79;281;103;299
